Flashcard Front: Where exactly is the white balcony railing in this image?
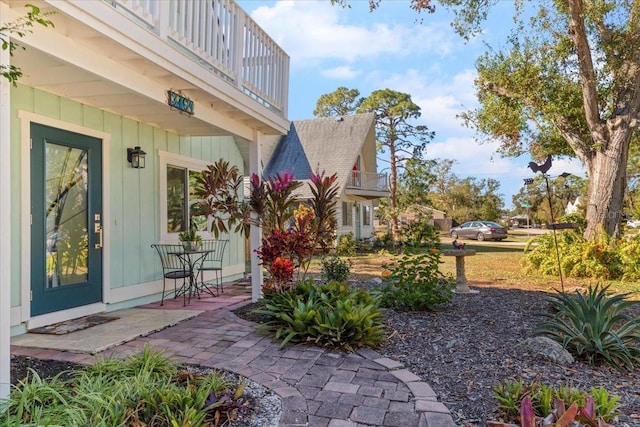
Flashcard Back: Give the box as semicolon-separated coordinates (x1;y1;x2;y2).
347;171;388;192
105;0;289;116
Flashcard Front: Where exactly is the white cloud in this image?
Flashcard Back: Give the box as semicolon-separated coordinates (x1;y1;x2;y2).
369;68;478;137
240;0;586;210
320;66;361;79
247;0;458;67
425;136;516;177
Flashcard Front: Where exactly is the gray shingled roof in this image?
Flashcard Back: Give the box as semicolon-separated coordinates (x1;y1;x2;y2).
263;113;376;198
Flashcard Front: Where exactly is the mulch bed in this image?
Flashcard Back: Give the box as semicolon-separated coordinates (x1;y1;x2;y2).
376;284;640;426
233;282;640;426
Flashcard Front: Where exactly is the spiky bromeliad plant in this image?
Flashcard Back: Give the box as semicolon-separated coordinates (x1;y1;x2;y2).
492;380;620;424
254;280;385;350
535;284;640;370
488;395;615;427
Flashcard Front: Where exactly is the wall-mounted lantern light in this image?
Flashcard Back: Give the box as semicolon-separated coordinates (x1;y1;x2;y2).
127;146;146;169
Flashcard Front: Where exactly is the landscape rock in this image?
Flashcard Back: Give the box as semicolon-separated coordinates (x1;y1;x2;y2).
517;336;574;365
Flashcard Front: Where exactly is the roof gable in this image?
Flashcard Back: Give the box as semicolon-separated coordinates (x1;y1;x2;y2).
263;113;376;194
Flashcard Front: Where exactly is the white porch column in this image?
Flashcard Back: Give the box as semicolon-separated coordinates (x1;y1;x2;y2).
0;1;12;398
249;132;263;302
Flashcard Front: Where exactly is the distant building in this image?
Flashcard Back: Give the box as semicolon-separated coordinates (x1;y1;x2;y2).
396;206;452;232
565;196;581;214
510;214;530;228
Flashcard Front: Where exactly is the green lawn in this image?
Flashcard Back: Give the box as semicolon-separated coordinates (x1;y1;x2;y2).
310;235;640;300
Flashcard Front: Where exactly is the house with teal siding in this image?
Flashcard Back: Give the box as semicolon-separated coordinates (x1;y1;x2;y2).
0;0;289;395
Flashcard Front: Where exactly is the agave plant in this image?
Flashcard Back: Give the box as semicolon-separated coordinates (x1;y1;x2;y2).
535;284;640;370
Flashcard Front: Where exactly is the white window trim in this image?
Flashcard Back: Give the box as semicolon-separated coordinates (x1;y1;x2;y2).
158;150;213;243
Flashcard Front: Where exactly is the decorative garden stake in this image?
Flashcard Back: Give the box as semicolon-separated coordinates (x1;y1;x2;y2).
527;155;564;292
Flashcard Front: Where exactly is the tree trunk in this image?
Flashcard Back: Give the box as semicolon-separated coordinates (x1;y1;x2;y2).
582;127;632;239
389;141;399;241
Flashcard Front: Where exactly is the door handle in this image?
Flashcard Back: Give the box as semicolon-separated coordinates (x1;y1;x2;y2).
94;223;103;249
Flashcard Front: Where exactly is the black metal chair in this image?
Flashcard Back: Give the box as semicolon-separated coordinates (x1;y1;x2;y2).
195;239;228;297
151;244;191;305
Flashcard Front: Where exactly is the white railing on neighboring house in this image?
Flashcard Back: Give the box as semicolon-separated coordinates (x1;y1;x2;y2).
104;0;289;116
347;171;388;192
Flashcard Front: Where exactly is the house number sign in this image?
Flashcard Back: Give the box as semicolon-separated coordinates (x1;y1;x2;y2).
167;90;194;115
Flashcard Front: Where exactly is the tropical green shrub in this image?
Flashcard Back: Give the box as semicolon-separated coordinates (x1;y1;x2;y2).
0;345;249;426
377;249;454;311
373;231;393;248
336;233;357;256
492;380;620;424
558;212;585;228
521;228;640;280
320;255;351;282
255;280;385;350
617;234;640;280
522;229;623;279
535;284;640;370
399;216;440;247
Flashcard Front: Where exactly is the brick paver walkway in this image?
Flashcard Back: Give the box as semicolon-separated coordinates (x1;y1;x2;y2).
12;282;456;426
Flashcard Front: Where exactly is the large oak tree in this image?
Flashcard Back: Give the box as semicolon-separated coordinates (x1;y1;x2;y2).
459;0;640;240
333;0;640;240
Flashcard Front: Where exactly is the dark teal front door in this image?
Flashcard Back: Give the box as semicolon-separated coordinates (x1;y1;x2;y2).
30;123;103;316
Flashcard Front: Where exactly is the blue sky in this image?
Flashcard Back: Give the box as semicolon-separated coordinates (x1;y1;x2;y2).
237;0;585;210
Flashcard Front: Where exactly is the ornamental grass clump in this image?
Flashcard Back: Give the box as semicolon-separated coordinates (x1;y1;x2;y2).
255;279;385;351
535;283;640;370
0;345;249;427
521;227;640;280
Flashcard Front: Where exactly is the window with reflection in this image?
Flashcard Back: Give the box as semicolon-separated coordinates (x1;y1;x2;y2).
342;201;353;226
362;205;371;226
45;143;89;287
166;165;205;233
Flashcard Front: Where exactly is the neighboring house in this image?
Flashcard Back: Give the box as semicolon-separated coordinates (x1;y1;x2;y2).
262;114;389;241
397;206;452;232
1;0;288;389
510;214;531;228
565;196;581;215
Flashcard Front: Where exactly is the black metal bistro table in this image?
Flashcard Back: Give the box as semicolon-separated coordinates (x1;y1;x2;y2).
168;248;213;304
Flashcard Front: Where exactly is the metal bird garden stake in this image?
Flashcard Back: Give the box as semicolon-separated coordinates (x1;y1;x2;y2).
527;155;564;291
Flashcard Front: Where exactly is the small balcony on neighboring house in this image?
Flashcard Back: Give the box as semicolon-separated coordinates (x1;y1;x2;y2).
8;0;290;139
345;171;389;199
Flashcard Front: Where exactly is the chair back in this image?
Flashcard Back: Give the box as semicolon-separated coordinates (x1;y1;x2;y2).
199;239;228;267
151;244;186;271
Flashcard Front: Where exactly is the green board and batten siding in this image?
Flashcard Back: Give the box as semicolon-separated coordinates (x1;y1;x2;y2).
10;86;246;310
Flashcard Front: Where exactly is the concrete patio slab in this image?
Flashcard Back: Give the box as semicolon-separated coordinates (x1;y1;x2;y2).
11;308;201;354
